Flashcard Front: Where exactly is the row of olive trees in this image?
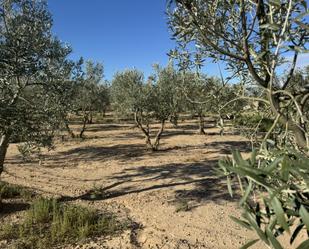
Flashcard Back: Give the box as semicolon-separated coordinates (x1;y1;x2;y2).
167;0;309;248
110;63;242;150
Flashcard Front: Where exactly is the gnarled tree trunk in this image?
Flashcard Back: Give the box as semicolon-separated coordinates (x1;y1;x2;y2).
169;113;178;128
197;114;205;135
87;112;93;124
79;114;88;138
0;133;10;177
134;112;166;151
134;111;152;150
269;93;308;151
0;133;10;209
218;115;224;136
152;120;165;151
65;120;75;138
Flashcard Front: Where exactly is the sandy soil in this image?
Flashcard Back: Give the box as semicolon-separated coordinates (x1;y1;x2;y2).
1;119;291;248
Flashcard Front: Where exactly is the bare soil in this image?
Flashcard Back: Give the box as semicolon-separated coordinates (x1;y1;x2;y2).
1;119;297;248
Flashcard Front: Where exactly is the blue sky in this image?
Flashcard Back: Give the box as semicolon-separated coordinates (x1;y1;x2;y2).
48;0;180;80
48;1;308;81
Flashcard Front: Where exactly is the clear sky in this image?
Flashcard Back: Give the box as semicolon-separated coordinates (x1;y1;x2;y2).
48;1;308;81
48;0;181;80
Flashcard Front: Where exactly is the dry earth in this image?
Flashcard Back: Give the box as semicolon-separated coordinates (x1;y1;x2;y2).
1;119;300;248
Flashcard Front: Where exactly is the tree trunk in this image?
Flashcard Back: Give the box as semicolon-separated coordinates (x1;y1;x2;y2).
153;120;165;151
170;114;178;128
0;133;10;177
219;116;224;136
252;1;308;151
87;112;93;124
269;93;308;151
79;115;88;138
134;112;152;150
65;120;75;138
198;115;206;135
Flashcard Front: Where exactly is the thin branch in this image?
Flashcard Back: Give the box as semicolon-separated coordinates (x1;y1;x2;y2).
219;96;270;112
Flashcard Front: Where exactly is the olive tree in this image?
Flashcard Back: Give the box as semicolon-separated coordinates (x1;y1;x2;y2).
182;72;211;134
111;65;182;150
168;0;309;151
182;72;243;135
168;0;309;247
212;79;245;135
150;64;183;148
65;60;108;139
111;69;154;147
0;0;74;176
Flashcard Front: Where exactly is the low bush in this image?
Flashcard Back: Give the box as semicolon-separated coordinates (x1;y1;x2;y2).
0;182;33;200
0;198;128;249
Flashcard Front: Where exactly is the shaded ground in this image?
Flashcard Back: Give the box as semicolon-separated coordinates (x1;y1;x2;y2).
3;119;266;248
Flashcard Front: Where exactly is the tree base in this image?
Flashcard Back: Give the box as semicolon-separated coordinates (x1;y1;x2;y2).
197;129;206;135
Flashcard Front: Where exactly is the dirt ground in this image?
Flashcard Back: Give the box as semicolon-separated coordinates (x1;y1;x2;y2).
1;119;298;248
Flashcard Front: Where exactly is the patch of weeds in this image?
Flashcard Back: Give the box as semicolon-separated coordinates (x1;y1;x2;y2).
0;223;18;240
175;199;190;212
0;198;128;249
88;184;104;200
0;182;34;200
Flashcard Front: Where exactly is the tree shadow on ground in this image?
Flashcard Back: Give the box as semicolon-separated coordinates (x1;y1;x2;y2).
0;201;30;218
172;178;239;211
160;130;197;138
110;160;216;182
6;139;251;171
6;143;149;168
178;123;217;131
205;140;251;154
51;144;148;167
83;124;131;132
58;159;238;210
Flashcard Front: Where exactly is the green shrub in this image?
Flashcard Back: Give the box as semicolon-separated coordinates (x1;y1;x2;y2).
218;149;309;248
27;198;56;224
175;199;190;212
234;113;273;132
0;182;33;200
0;198;127;249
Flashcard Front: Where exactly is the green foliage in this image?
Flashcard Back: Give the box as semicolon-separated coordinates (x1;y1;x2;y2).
168;0;308;75
55;59;110;138
167;0;309;150
0;0;75;160
111;65;183;150
73;60;107;115
111;65;183;122
218;149;309;248
151;64;183;121
181;72;214;116
175;199;190;212
234;113;274;133
0;198;127;249
0;182;23;199
0;182;33;200
111;69;147;116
